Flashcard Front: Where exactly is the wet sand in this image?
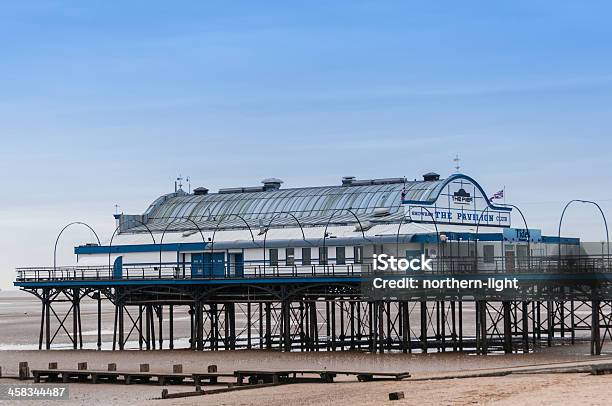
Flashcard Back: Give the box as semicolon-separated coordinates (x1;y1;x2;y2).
3;290;612;405
1;347;612;405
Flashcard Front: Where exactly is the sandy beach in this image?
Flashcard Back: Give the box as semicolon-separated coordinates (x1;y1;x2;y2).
1;348;612;405
3;290;612;405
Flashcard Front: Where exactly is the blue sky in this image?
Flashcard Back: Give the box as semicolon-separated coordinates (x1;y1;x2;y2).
1;1;612;289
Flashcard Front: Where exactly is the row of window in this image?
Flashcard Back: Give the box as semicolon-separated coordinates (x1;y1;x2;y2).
268;246;363;266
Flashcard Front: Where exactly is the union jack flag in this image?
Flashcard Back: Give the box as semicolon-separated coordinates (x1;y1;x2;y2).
489;189;504;202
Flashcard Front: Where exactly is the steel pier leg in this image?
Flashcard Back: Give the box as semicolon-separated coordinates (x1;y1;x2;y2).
97;292;102;350
591;300;601;355
169;305;174;350
420;301;427;353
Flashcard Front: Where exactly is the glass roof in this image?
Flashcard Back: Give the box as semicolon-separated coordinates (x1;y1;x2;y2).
131;179;446;232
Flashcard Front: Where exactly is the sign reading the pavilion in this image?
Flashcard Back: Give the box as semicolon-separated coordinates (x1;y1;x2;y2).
402;177;511;227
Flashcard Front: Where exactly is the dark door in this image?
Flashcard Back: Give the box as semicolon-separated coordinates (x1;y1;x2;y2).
191;253;204;278
232;253;244;277
113;256;123;279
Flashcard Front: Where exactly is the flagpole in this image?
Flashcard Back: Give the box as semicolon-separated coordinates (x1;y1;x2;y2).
503;185;506;205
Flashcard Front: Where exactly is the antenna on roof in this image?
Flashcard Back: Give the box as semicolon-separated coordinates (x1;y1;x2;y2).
453;154;461;172
114;204;120;215
174;175;191;193
175;175;183;192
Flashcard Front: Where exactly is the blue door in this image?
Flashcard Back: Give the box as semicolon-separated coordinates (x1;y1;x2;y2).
191;253;204;278
231;253;244;277
191;253;225;278
113;256;123;279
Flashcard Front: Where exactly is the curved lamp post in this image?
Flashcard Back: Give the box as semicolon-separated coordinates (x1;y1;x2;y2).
473;206;491;272
158;217;207;277
321;208;370;273
474;204;531;272
107;219;157;273
499;203;531;269
558;199;610;267
54;221;102;271
405;205;440;272
208;213;257;276
261;211;310;275
395;216;413;257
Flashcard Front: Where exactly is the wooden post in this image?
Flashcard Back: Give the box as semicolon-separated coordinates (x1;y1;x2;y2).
18;362;29;380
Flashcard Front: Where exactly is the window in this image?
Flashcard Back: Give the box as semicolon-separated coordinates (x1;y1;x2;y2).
405;250;422;260
516;245;528;259
269;248;279;267
354;246;363;264
336;247;346;265
302;248;311;265
483;245;495;263
319;247;328;265
286;247;295;266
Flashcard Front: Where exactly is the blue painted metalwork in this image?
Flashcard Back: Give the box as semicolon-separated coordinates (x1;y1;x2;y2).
76;242;208;255
113;256;123;279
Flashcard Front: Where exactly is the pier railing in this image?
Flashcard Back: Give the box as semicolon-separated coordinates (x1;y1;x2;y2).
14;255;612;283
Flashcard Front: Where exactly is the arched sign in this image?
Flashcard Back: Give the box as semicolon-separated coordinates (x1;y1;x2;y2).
403;176;511;227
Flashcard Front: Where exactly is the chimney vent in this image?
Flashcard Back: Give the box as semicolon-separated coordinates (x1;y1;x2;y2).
342;176;356;186
423;172;440;181
262;178;283;191
193;187;209;195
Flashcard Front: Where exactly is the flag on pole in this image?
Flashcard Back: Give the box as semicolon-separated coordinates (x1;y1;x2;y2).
489;189;504;202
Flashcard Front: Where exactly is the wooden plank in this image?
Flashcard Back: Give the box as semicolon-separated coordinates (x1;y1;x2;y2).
162;383;282;399
233;369;411;383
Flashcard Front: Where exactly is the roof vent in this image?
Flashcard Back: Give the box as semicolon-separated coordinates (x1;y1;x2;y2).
262;178;283;191
193;187;209;195
373;207;391;217
219;186;264;194
342;176;356;186
351;177;406;186
354;220;373;232
423;172;440;181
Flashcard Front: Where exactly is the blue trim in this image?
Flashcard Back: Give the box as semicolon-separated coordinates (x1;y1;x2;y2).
75;242;208;255
14;276;362;287
14;272;612;288
402;173;512;212
411;232;579;244
411;232;503;243
541;236;580;245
